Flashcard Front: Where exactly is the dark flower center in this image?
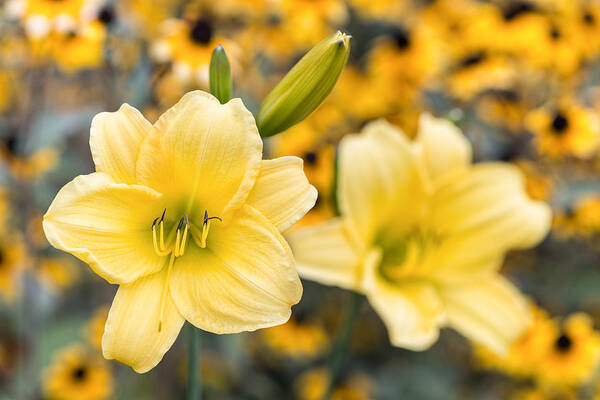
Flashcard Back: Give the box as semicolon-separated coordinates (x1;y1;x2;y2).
555;334;573;352
392;27;411;50
584;11;595;25
266;13;282;26
71;366;88;382
460;52;486;68
550;27;561;40
4;134;18;154
503;2;536;21
551;112;569;133
303;151;318;165
495;89;520;102
189;19;213;45
98;6;116;25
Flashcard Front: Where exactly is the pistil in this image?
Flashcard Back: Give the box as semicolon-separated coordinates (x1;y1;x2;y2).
151;209;221;331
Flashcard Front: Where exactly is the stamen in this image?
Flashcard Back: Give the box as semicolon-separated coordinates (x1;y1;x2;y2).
159;220;165;252
179;215;189;255
173;218;183;257
200;211;222;248
158;251;176;332
152;220;170;257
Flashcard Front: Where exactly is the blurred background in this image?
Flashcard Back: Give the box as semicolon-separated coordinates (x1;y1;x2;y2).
2;0;600;398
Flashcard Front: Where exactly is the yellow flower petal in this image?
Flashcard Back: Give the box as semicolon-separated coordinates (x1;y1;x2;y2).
247;156;317;232
429;163;551;281
90;103;151;184
287;218;361;291
441;275;531;355
102;269;185;373
338;119;426;243
136;91;262;218
363;249;445;350
416;113;471;183
43;173;165;284
170;205;301;333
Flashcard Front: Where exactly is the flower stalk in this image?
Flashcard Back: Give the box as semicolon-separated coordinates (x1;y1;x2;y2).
323;291;362;399
187;324;202;400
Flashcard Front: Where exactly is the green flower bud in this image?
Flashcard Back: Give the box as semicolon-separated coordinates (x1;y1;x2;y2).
257;31;351;137
209;45;232;104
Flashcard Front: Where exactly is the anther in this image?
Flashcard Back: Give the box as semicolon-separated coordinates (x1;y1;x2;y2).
204;211;222;224
160;208;166;222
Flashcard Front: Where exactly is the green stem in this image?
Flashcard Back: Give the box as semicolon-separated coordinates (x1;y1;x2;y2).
323;291;362;399
187;324;202;400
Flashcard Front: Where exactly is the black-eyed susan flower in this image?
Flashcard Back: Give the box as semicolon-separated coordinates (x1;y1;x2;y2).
12;0;91;39
445;51;516;102
526;100;600;159
50;22;106;73
555;194;600;238
346;0;407;21
43;91;317;372
151;18;238;87
294;368;373;400
0;140;59;181
0;235;28;302
35;256;79;293
476;89;532;132
288;114;551;353
42;344;113;400
475;304;557;378
554;0;600;61
259;317;329;360
477;307;600;388
480;1;548;57
280;0;348;49
536;313;600;387
512;160;554;202
571;195;600;236
523;17;583;76
85;306;109;350
0;70;16;114
367;25;441;110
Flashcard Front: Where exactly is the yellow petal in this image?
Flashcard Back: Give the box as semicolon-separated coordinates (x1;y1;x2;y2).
246;156;317;232
90;103;151;184
136;91;262;218
363;249;445;350
416;113;471;183
338;119;425;243
428;163;551;281
286;218;361;291
43;172;165;284
170;205;301;333
441;275;531;354
102;269;185;373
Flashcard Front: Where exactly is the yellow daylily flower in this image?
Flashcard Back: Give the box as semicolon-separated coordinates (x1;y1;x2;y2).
288;114;552;354
43;91;317;373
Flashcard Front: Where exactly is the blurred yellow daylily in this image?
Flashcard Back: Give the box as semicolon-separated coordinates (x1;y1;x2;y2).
288;114;552;354
43;91;317;373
